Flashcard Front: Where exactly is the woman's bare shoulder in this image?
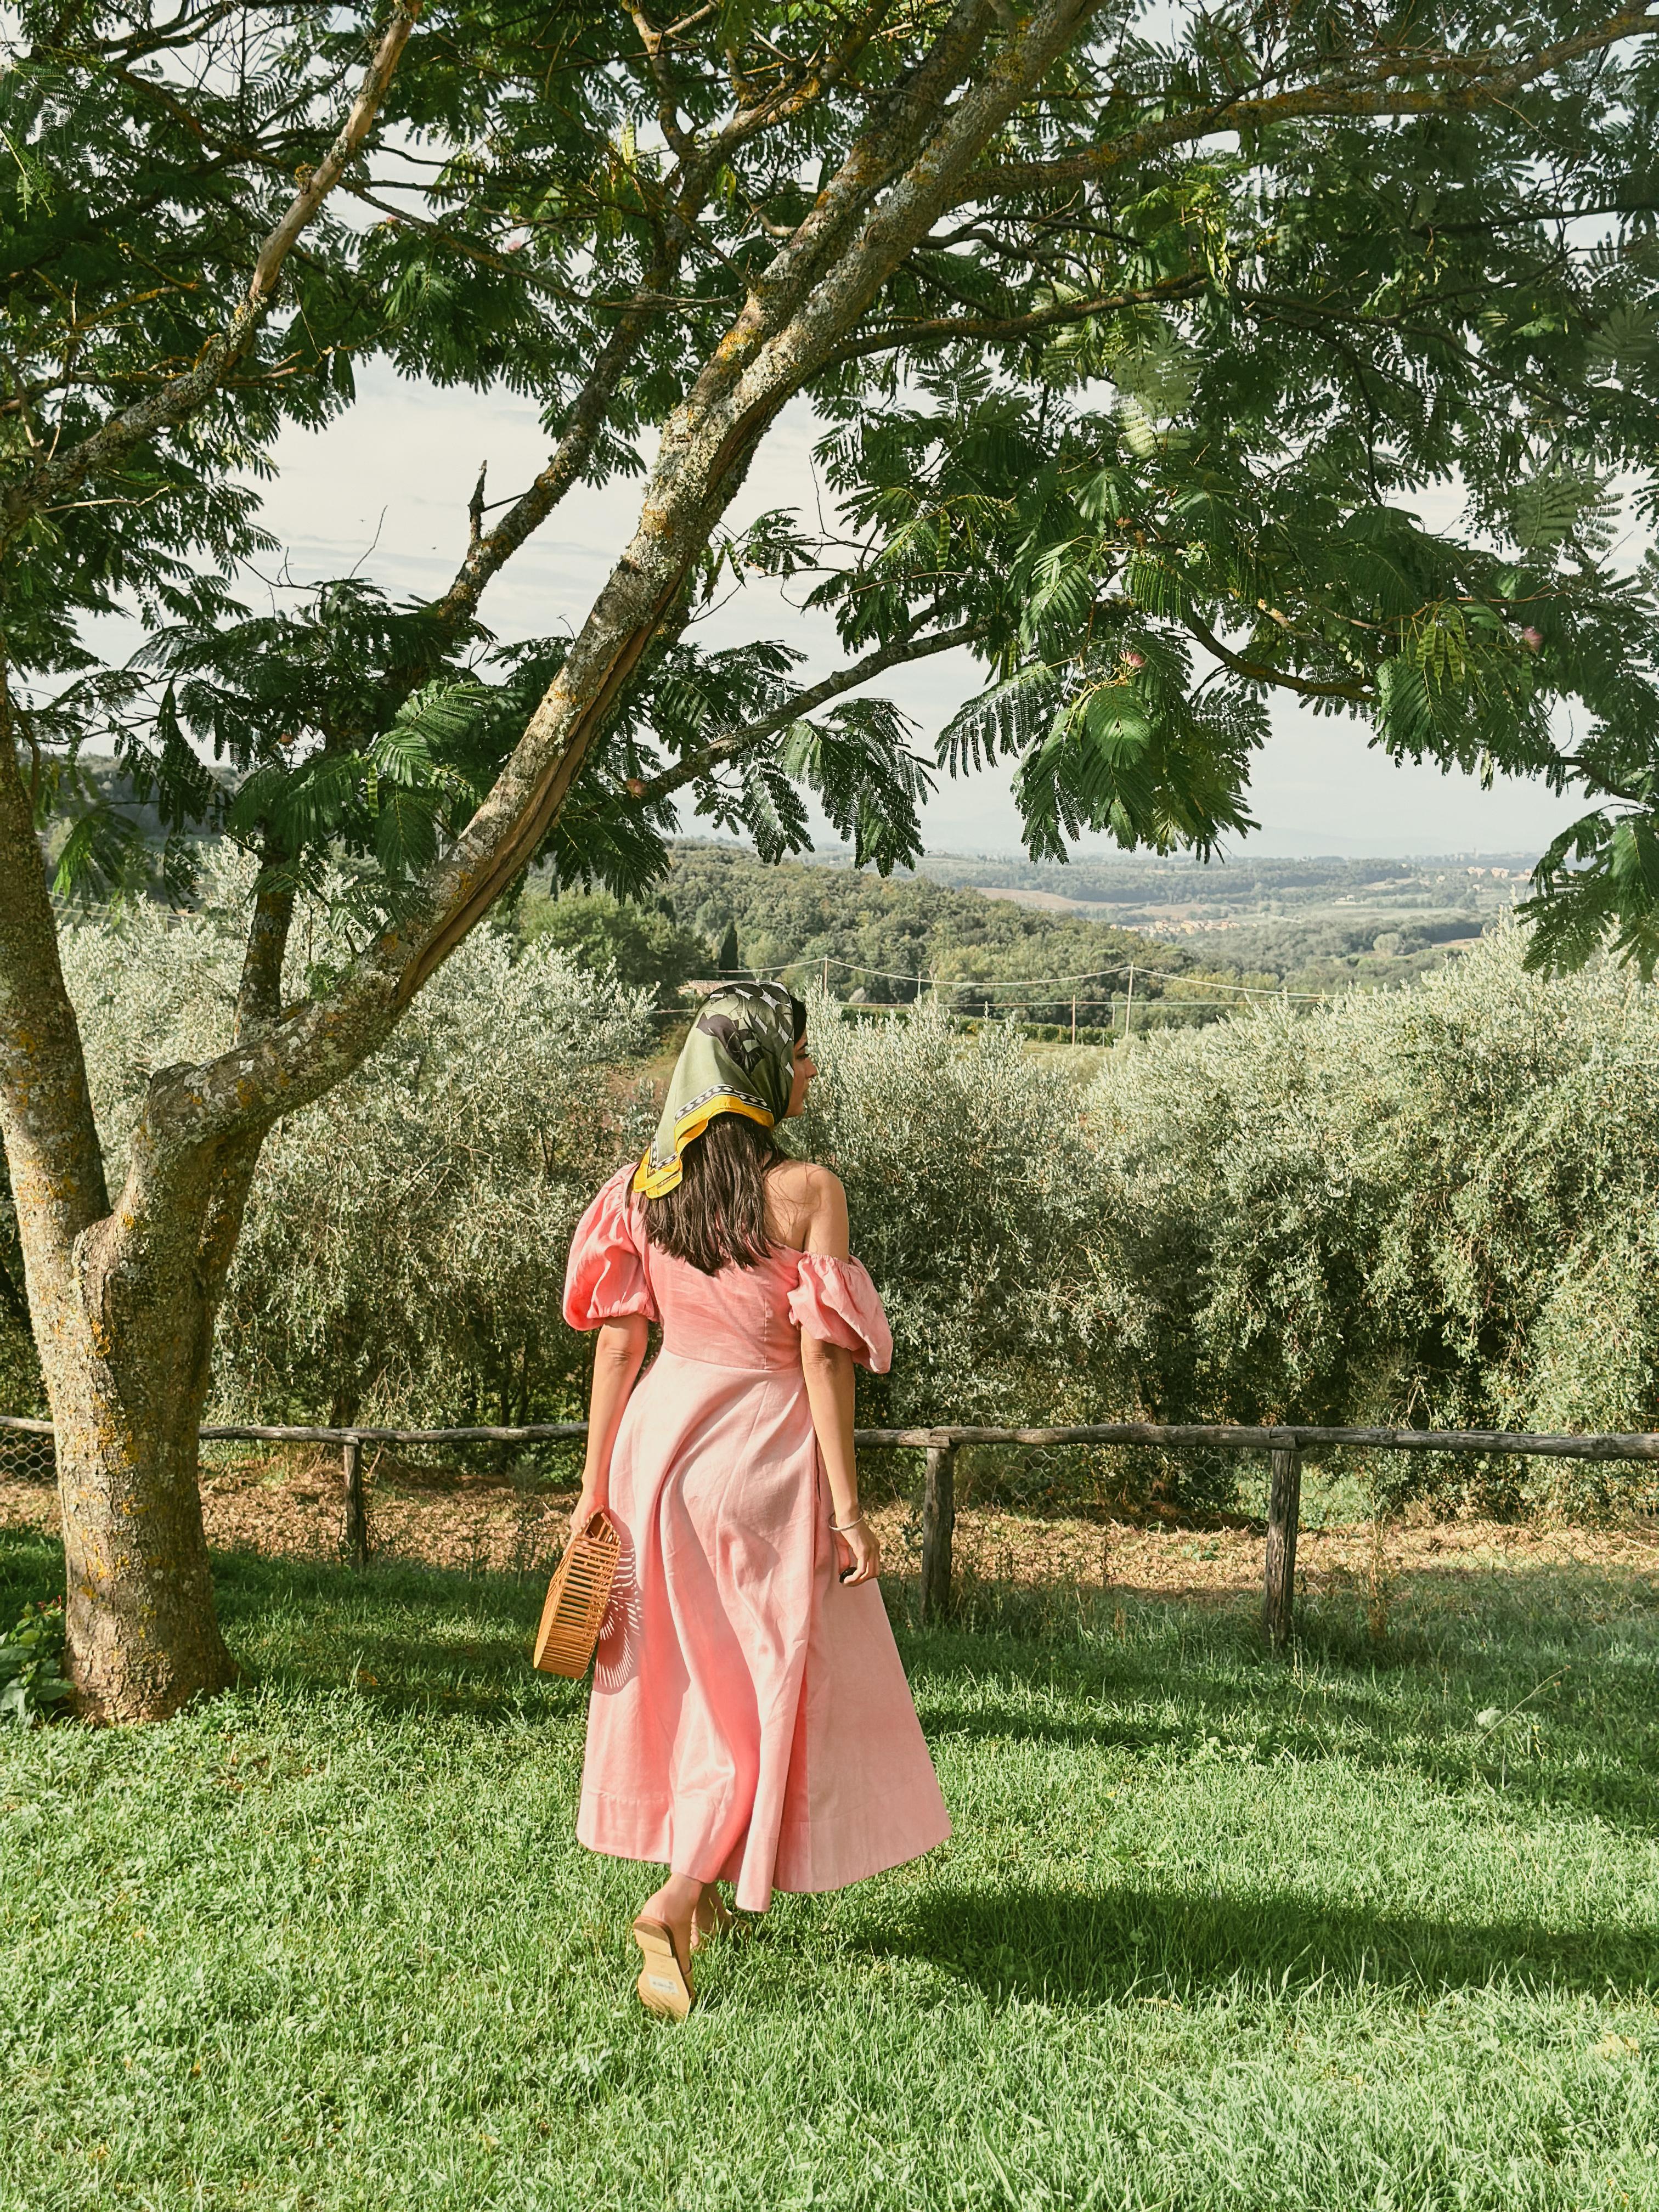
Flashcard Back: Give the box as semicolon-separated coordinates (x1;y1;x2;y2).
766;1158;849;1255
768;1155;842;1198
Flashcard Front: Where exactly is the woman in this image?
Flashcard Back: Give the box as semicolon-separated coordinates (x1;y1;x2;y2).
561;980;950;2019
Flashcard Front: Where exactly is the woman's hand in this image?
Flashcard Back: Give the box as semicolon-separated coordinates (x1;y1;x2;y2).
568;1486;607;1536
833;1515;881;1587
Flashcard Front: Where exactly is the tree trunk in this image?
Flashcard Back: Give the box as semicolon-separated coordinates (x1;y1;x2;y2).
38;1132;264;1718
47;1302;237;1722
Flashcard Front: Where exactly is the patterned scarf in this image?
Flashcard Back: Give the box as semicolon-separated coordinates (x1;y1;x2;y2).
633;981;798;1199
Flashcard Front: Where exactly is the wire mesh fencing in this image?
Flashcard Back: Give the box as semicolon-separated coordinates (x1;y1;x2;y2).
10;1412;1659;1645
198;1429;590;1578
0;1419;54;1489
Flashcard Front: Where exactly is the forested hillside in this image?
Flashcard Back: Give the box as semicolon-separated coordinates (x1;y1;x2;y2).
652;843;1198;1026
523;845;1209;1034
915;849;1525;992
46;762;1510;1014
524;842;1497;1028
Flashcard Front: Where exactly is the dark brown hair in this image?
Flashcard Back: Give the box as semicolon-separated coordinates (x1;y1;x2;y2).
644;997;807;1274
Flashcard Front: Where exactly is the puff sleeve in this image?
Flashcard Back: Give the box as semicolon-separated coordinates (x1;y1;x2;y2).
562;1165;659;1330
787;1252;893;1374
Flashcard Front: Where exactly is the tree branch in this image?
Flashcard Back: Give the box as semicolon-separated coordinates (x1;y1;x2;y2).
92;0;1089;1192
0;669;110;1284
233;840;296;1042
406;2;892;656
609;618;982;811
822;269;1207;364
370;3;945;699
380;0;1077;995
960;8;1659;201
704;0;899;157
1;0;420;540
1180;609;1372;702
421;263;679;637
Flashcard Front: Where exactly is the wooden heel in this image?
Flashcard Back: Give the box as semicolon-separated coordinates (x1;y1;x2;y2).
632;1915;695;2019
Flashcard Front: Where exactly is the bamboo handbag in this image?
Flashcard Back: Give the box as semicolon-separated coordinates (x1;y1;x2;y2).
532;1510;620;1677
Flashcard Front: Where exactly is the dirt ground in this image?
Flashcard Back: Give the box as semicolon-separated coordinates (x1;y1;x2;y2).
4;1449;1656;1602
941;1503;1659;1604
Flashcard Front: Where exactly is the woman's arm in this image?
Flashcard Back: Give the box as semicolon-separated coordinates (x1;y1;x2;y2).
795;1168;881;1587
572;1314;648;1527
800;1336;859;1516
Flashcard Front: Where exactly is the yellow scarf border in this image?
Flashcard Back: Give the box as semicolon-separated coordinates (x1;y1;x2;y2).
631;1096;776;1199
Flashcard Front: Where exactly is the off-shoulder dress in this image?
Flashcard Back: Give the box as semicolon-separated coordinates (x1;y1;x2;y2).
562;1164;950;1914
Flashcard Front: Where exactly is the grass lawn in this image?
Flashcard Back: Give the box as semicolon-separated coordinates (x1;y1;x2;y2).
2;1530;1657;2211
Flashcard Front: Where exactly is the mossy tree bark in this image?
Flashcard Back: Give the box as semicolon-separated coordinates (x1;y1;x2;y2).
0;9;421;1718
0;729;268;1714
40;1177;253;1720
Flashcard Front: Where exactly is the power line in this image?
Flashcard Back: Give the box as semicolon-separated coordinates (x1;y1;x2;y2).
647;996;1316;1020
679;956;1333;1001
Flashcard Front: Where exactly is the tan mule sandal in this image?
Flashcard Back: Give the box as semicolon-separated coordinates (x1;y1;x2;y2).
632;1916;695;2021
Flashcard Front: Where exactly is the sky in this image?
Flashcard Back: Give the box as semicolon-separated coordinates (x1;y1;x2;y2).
245;361;1590;865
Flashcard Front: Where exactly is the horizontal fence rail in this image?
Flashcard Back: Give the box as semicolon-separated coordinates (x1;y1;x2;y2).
7;1416;1655;1457
5;1415;1657;1645
852;1423;1659;1461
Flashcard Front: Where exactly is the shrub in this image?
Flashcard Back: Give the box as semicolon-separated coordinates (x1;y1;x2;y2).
518;889;712;1003
1086;927;1659;1514
13;894;1655;1524
0;1167;41;1415
58;866;653;1427
0;1598;71;1725
799;994;1118;1432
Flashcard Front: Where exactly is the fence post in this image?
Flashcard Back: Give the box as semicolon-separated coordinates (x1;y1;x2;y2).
1262;1441;1301;1646
341;1437;368;1568
921;1441;956;1623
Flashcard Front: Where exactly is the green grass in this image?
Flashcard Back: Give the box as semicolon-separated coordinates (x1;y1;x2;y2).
2;1529;1658;2211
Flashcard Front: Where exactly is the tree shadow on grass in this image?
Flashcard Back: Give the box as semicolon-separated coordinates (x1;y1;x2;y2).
207;1545;593;1719
0;1528;579;1723
872;1880;1659;2007
899;1589;1659;1836
905;1562;1659;1672
7;1530;1657;1837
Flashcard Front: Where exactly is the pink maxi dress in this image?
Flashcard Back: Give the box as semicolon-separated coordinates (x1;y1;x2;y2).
562;1164;951;1913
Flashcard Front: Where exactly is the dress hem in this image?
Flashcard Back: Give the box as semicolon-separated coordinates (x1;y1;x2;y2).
575;1805;952;1906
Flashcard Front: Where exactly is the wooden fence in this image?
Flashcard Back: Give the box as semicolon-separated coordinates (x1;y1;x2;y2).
7;1413;1659;1644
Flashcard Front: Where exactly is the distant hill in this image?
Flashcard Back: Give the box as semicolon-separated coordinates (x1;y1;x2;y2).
47;755;1515;1019
909;848;1527;994
650;843;1505;1025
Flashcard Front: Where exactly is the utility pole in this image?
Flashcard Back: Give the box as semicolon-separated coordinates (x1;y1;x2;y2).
1070;995;1077;1045
1123;964;1135;1039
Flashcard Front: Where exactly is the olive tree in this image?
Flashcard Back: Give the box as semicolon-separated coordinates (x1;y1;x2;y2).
1087;929;1659;1508
799;996;1116;1428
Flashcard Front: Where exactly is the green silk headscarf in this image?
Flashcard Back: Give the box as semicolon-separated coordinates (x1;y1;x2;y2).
633;981;798;1199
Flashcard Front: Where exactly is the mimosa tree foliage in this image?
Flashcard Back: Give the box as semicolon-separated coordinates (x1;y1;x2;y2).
7;2;1659;961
